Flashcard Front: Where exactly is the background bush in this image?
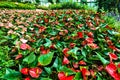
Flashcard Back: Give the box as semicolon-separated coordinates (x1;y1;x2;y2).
0;1;36;9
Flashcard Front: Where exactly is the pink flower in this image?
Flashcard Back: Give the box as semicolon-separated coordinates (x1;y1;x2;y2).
20;43;31;50
15;54;22;60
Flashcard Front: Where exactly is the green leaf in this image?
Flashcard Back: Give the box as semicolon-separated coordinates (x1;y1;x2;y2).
44;38;52;48
67;47;79;59
59;66;76;76
23;53;36;64
3;68;21;80
38;52;54;66
96;52;109;65
74;72;82;80
81;48;87;57
40;78;52;80
44;67;52;75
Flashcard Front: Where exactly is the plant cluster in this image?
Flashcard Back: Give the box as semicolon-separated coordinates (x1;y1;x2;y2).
0;10;120;80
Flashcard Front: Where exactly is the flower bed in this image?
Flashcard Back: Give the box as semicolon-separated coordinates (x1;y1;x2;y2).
0;10;120;80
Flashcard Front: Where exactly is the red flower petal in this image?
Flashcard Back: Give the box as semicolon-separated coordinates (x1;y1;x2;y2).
29;67;42;78
58;72;66;80
81;68;90;80
105;63;117;77
77;32;83;38
66;76;74;80
62;56;70;65
20;68;29;75
63;48;69;57
24;77;31;80
109;53;118;62
15;54;22;60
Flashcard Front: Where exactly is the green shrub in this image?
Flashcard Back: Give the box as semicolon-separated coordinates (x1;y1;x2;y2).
0;1;36;9
49;2;96;10
36;5;49;10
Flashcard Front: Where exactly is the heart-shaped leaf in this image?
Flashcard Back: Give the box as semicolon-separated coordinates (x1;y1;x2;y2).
23;53;36;64
38;52;54;66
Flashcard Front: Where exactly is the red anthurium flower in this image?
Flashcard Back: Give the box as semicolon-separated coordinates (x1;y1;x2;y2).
41;49;50;54
87;32;93;38
39;26;46;33
40;46;44;51
105;62;117;74
86;22;93;27
70;43;76;48
44;18;49;23
29;67;42;78
62;56;70;65
58;72;66;80
87;43;99;49
64;29;68;34
58;72;74;80
73;62;79;68
105;25;112;30
109;45;120;52
90;69;96;78
85;37;94;43
15;54;22;60
63;48;69;57
77;32;83;38
107;40;113;46
81;68;90;80
20;68;29;75
24;77;30;80
105;62;120;80
81;41;87;46
66;75;74;80
20;43;31;50
109;53;118;62
50;44;55;49
97;65;103;71
117;63;120;68
79;60;86;65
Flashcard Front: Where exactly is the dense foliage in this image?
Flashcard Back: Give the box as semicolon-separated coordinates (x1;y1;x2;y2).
0;1;36;9
0;10;120;80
